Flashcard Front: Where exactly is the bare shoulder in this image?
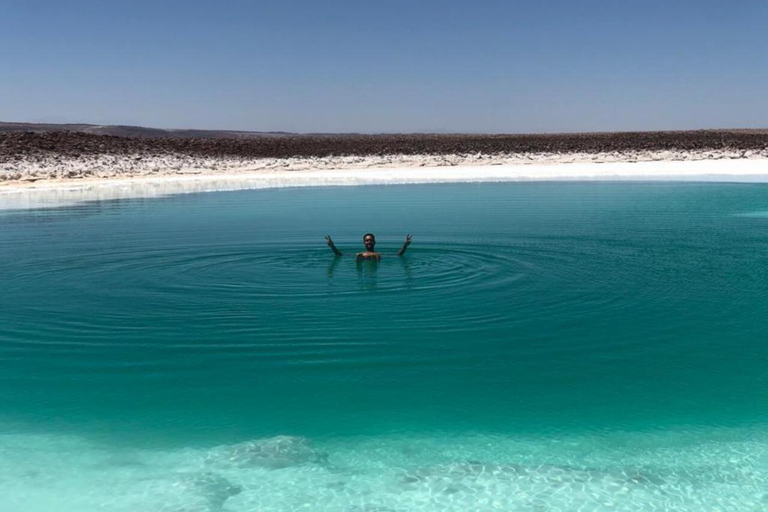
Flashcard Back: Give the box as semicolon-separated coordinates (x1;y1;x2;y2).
356;252;381;261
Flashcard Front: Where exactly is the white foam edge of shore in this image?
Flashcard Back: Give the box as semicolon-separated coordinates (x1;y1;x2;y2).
1;158;767;211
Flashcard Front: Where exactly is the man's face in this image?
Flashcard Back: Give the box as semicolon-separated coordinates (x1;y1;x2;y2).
363;235;376;251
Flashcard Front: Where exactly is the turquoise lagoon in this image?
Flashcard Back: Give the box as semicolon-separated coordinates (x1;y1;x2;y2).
1;182;768;511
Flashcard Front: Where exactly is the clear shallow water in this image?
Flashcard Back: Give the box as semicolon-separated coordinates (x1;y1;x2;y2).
1;182;768;511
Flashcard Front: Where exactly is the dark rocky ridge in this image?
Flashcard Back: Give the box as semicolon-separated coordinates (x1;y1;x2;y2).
2;130;768;163
0;121;294;139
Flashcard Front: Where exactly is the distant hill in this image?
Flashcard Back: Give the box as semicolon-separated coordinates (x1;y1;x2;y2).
0;122;297;139
4;122;768;140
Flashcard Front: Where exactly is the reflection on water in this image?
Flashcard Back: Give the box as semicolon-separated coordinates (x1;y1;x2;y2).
326;255;342;277
399;255;413;289
326;254;412;291
356;257;379;291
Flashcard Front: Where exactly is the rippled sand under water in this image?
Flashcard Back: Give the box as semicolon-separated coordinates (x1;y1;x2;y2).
2;430;768;511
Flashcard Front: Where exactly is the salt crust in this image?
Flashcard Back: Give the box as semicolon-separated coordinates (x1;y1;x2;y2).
1;151;767;210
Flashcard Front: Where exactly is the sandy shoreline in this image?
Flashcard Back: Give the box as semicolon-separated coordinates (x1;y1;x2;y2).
2;130;767;209
2;153;768;210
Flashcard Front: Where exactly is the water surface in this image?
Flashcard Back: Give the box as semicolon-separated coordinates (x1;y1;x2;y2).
1;182;768;511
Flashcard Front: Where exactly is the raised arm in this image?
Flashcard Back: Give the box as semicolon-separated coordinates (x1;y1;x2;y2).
325;235;343;256
397;234;413;256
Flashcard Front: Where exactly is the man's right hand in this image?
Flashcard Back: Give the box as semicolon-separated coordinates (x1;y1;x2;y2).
326;235;343;256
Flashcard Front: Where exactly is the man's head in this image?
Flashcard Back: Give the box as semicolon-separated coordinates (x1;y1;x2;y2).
363;233;376;251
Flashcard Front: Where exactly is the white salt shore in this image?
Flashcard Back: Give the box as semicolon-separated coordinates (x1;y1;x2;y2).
1;154;768;210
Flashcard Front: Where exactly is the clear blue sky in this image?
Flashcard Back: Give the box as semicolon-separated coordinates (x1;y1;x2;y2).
1;0;766;133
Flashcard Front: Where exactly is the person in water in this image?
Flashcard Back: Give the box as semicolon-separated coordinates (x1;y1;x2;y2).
325;233;412;261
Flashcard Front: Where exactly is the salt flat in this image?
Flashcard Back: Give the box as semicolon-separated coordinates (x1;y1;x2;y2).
1;155;767;210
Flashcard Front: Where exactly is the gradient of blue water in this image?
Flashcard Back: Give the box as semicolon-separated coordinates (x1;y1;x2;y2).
1;182;768;511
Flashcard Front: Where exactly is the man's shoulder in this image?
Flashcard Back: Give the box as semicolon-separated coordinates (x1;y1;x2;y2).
356;252;381;260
